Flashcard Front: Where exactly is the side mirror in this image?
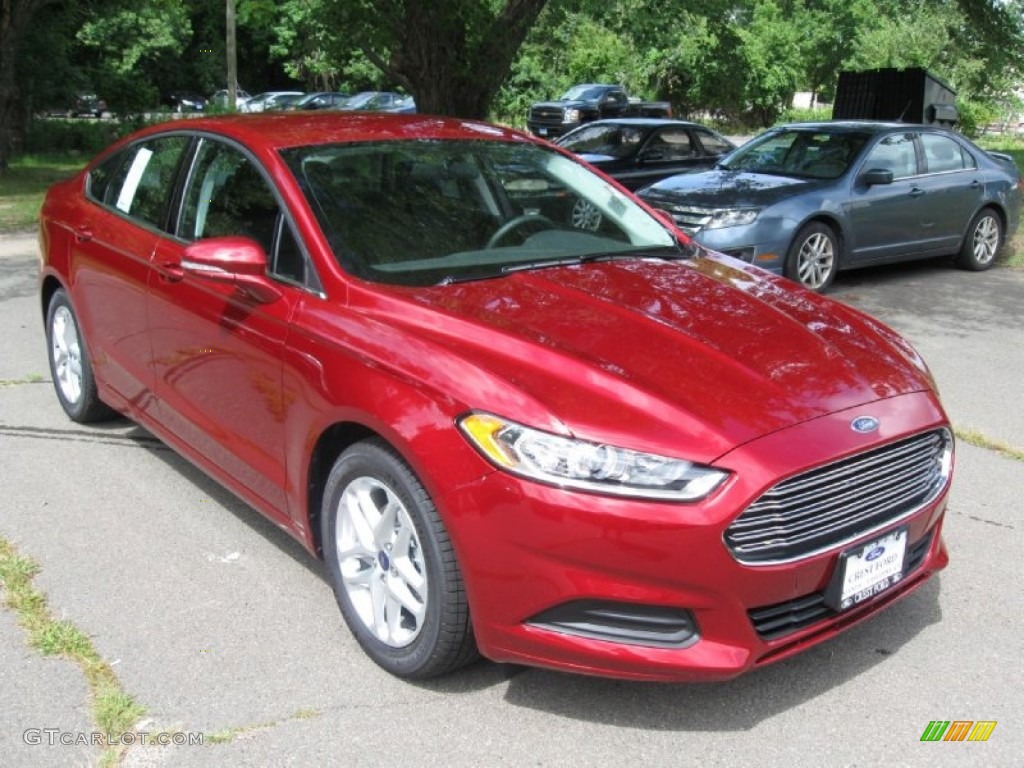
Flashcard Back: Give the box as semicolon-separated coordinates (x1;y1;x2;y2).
180;236;281;303
860;168;894;186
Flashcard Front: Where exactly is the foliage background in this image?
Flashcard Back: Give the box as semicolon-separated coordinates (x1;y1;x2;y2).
6;0;1024;145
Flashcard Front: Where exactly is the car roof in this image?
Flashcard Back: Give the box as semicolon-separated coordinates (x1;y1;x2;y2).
109;112;534;153
777;120;950;133
567;118;710;129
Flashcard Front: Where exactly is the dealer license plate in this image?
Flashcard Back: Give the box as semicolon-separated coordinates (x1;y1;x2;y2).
826;527;907;611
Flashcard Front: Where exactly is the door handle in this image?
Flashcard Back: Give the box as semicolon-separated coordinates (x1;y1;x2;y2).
155;260;185;282
74;227;93;243
909;186;925;198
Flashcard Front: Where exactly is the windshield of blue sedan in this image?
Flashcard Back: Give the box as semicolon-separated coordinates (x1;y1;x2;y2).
720;129;870;179
282;140;677;286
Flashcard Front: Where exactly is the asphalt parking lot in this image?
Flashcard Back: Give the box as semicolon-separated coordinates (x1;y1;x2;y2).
1;232;1021;767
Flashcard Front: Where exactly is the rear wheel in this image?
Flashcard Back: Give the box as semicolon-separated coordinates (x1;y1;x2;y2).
955;209;1002;271
785;222;838;292
45;289;116;423
321;439;477;678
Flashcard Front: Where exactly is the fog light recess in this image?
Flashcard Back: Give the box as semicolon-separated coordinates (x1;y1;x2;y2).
527;600;699;648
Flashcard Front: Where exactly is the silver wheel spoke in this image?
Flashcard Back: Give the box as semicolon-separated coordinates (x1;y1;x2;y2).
334;473;429;648
51;306;83;404
796;233;834;289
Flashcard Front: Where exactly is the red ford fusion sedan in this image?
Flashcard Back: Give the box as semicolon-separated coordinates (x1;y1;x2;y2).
38;113;952;681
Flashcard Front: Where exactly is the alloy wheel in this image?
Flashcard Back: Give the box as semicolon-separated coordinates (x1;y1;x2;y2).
796;232;835;290
334;476;427;648
50;305;84;406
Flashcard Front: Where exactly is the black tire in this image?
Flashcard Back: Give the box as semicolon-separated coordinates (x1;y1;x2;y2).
784;222;839;292
45;289;116;423
955;208;1002;271
321;439;478;678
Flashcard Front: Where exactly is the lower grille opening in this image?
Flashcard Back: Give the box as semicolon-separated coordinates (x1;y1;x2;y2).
748;529;935;641
528;600;699;648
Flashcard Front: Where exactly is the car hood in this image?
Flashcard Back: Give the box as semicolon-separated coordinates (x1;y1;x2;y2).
641;169;828;208
534;100;593;110
365;254;934;463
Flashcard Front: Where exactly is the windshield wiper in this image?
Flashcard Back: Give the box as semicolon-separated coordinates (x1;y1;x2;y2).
500;246;694;276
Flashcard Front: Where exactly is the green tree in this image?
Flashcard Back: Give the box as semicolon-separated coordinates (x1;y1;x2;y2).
1;0;61;172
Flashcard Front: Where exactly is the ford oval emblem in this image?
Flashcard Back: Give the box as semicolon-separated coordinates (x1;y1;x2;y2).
865;546;886;561
851;416;880;434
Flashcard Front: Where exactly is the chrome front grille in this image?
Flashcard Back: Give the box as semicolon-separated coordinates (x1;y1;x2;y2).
725;429;952;565
529;107;565;125
643;202;715;235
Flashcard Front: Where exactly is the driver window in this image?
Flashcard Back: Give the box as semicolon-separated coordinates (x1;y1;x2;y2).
863;134;917;179
180;141;279;253
179;139;318;289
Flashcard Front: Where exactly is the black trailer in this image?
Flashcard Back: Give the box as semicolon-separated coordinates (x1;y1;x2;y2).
832;68;958;126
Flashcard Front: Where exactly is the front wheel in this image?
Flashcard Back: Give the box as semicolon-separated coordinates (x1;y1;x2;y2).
955;209;1002;271
785;222;839;292
45;289;116;423
321;439;477;678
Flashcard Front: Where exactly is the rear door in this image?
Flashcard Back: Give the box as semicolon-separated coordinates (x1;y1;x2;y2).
70;135;191;410
914;132;984;255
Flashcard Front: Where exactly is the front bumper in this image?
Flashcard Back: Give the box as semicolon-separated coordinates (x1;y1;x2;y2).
442;391;950;681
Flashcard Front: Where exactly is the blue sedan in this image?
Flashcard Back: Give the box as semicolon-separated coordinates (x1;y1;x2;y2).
638;121;1021;290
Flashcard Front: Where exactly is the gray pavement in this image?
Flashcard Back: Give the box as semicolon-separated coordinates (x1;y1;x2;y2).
1;231;1022;767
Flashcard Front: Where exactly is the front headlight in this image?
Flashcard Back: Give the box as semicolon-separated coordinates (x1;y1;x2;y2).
458;412;729;501
706;208;760;229
563;108;580;124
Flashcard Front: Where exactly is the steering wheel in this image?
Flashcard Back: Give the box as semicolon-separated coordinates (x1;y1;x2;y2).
486;213;554;249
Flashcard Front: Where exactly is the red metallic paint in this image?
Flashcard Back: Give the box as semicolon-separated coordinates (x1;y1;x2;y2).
38;113;951;681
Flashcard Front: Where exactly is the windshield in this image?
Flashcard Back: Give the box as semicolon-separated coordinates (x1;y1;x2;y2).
720;128;870;179
282;139;677;286
561;85;607;101
556;124;646;159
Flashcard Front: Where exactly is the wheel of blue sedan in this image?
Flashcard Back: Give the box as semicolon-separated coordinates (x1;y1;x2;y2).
955;208;1002;271
785;222;838;292
45;289;115;423
321;439;477;678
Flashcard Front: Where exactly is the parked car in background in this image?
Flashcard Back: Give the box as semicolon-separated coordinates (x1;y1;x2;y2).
264;93;305;111
210;89;253;109
71;93;107;118
163;91;207;113
638;121;1022;291
340;91;414;112
286;91;349;111
39;112;953;683
527;83;671;139
243;91;304;113
555;118;736;190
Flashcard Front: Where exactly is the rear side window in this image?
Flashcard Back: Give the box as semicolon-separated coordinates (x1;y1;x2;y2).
695;128;733;155
921;134;970;173
87;136;190;229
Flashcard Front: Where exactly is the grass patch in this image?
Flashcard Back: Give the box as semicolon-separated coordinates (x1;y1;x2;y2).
0;537;146;764
0;154;86;233
955;427;1024;462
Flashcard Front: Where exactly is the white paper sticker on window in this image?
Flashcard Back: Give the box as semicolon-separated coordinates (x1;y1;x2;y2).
115;147;154;213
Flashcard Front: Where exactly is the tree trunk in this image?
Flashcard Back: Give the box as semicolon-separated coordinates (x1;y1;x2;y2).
1;0;59;174
365;0;549;119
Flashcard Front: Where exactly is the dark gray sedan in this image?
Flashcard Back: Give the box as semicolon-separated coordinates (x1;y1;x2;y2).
554;118;736;190
638;121;1022;290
